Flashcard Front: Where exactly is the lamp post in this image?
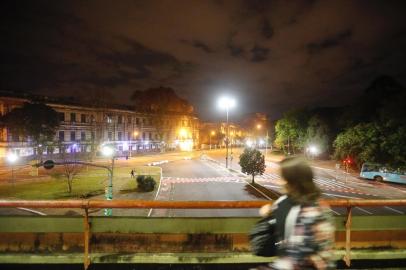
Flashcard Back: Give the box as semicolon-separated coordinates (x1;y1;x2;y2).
210;131;215;150
218;96;236;168
130;131;138;157
265;130;268;158
7;152;18;185
307;145;319;160
256;124;268;159
102;145;115;216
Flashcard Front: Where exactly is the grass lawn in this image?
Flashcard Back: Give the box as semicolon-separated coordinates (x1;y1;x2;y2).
0;165;161;200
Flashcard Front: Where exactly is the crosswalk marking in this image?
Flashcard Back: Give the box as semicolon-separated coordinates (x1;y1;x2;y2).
258;172;377;196
162;170;377;197
163;176;245;184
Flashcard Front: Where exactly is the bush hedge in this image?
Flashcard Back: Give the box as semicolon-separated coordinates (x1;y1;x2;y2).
136;175;156;192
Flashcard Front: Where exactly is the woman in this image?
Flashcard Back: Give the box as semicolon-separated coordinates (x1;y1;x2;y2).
260;156;335;270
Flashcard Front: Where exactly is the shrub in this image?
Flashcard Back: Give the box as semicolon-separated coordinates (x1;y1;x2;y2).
136;175;156;192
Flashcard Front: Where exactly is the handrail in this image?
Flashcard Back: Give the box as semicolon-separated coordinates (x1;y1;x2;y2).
1;198;406;269
0;199;406;209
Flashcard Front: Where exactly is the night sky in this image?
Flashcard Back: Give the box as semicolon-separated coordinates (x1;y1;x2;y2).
2;0;406;120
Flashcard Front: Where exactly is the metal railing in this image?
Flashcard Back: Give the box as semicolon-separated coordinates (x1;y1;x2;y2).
1;199;406;269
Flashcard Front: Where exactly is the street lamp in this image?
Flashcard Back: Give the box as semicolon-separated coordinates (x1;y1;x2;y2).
130;131;139;157
102;145;115;216
307;145;319;159
218;96;236;168
179;128;187;138
256;124;269;159
210;130;215;150
6;152;18;185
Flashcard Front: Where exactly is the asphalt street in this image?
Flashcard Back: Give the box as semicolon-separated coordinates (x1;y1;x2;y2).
204;148;406;216
1;149;405;217
149;158;264;217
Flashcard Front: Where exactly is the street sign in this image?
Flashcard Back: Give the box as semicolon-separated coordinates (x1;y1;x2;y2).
43;160;55;170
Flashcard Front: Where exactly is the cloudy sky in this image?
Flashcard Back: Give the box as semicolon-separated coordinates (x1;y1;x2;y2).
2;0;406;120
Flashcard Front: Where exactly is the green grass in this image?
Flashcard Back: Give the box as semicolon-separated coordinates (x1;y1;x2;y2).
0;175;105;200
0;165;161;200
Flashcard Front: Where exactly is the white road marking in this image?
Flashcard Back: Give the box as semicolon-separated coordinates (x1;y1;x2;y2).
384;206;404;214
17;207;47;216
322;194;343;216
355;207;373;215
147;167;163;217
322;193;361;199
263;184;282;189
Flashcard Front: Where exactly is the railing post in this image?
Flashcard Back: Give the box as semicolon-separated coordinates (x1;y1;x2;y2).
343;206;352;267
83;208;91;270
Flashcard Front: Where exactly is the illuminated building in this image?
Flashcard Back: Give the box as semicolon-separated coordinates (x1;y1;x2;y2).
0;94;199;158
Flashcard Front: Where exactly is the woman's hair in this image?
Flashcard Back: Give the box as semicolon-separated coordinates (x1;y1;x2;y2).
280;156;321;204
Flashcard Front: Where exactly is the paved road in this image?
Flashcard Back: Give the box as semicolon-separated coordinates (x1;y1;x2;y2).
2;149;405;217
203;149;406;216
149;158;265;217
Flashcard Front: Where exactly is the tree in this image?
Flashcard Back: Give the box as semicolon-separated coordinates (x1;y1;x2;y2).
0;102;60;158
333;76;406;169
60;150;84;193
333;123;382;168
275;110;308;154
339;75;405;127
62;161;83;193
77;88;116;160
305;115;330;156
239;148;266;183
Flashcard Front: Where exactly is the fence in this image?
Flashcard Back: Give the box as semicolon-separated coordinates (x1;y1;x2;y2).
0;199;405;269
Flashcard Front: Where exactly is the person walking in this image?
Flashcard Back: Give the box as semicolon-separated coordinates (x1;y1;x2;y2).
258;156;335;270
130;169;135;178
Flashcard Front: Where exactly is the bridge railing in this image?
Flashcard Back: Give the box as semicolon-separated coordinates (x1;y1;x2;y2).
1;199;406;269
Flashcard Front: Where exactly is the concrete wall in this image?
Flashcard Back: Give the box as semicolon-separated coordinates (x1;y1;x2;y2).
0;215;405;265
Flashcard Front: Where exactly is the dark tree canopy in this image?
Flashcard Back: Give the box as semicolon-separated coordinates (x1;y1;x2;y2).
131;86;194;113
272;75;406;169
339;75;405;127
334;76;406;168
0;102;60;143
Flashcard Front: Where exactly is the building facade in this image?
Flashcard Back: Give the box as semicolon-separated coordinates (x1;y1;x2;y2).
199;122;246;149
0;96;199;159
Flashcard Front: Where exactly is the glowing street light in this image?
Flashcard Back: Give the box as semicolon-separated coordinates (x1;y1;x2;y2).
7;152;18;163
210;130;216;150
7;152;18;185
179;128;187;138
102;145;114;157
307;145;319;160
102;145;115;216
256;123;269;158
217;96;236;168
218;96;236;111
128;131;139;157
309;145;319;155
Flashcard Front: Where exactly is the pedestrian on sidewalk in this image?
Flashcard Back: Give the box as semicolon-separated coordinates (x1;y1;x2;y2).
253;157;335;269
